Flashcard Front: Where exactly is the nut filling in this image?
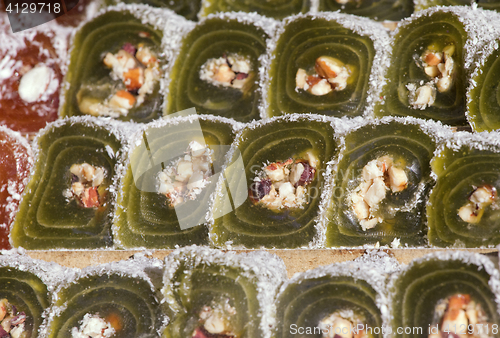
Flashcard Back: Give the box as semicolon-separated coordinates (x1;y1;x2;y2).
78;38;160;118
295;56;353;96
0;299;27;338
199;54;252;91
249;152;318;210
458;185;498;224
350;156;408;231
63;163;106;208
71;313;117;338
157;141;213;208
318;310;368;338
407;44;455;110
192;301;237;338
428;294;491;338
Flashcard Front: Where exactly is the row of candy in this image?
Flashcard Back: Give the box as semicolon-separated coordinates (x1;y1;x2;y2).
4;113;500;250
0;246;498;338
6;3;500;136
56;4;500;129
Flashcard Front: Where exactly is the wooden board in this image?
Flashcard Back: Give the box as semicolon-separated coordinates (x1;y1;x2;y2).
26;248;498;278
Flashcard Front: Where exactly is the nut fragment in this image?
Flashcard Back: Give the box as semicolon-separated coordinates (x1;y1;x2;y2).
199;54;252;90
350;156;408;230
0;299;27;338
319;311;368;338
157;141;213;207
430;294;490;338
458;185;497;223
249;153;318;210
66;163;106;208
295;56;352;96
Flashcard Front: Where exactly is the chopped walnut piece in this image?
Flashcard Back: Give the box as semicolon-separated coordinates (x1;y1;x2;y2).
249;153;318;210
65;163;106;208
350;156;408;230
458;185;497;224
199;54;252;90
295;56;352;96
408;44;456;110
157;141;213;207
429;294;491;338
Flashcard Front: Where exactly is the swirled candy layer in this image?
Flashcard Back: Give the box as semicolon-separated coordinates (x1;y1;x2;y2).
45;268;164;337
390;253;500;338
165;15;270;122
199;0;309;19
11;117;124;249
428;134;500;247
266;14;388;118
0;265;50;337
275;272;383;338
60;8;164;123
211;115;338;248
317;0;413;21
162;247;286;338
326;119;437;247
375;10;469;126
467;39;500;132
114;116;237;249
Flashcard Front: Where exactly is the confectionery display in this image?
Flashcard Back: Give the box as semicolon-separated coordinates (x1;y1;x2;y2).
41;257;166;338
164;12;275;122
199;0;309;19
0;126;32;250
162;246;287;338
428;132;500;247
59;5;169;123
317;0;413;20
11;117;126;249
389;251;500;338
326;117;449;247
210;115;339;248
113;115;240;249
375;7;496;126
265;13;389;118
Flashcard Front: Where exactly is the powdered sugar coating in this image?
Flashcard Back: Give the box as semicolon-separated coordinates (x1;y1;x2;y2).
261;12;391;119
39;254;166;338
60;4;186;121
162;11;278;120
208;113;340;249
162;245;287;338
112;114;243;249
0;126;33;236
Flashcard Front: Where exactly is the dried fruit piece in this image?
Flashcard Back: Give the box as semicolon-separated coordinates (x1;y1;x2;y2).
64;163;106;209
